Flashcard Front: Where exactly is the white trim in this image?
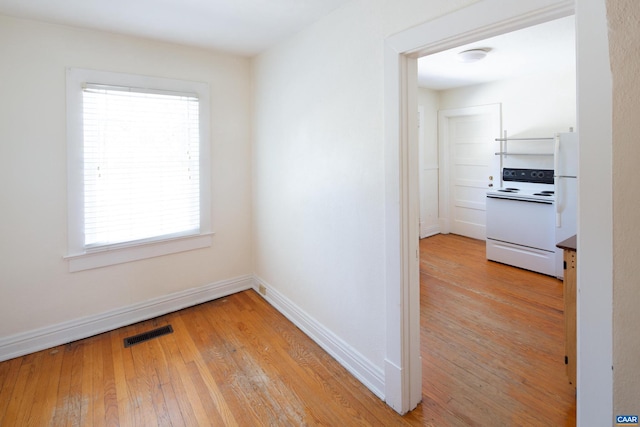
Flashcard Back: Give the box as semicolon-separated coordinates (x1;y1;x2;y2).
383;44;422;414
384;0;577;416
383;39;404;412
252;276;385;400
65;233;214;272
389;0;575;57
575;0;613;425
0;275;252;362
65;67;212;270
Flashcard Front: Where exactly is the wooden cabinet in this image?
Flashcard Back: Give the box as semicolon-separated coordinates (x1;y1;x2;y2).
558;236;577;386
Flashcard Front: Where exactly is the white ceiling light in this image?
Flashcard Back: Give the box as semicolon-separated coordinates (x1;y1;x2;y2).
457;48;491;63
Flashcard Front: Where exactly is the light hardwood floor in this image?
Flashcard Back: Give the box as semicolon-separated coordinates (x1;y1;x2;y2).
0;234;575;426
405;234;576;426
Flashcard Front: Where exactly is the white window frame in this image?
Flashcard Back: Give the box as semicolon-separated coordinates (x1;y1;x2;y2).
65;68;212;272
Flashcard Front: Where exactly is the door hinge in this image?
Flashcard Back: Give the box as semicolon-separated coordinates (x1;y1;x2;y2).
565;355;568;365
563;261;567;270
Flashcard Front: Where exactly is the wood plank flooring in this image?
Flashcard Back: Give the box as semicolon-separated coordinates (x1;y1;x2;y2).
0;234;575;426
404;234;576;426
0;290;412;426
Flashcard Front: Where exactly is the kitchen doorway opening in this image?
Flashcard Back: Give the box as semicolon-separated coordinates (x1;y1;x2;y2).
415;17;577;415
383;0;582;416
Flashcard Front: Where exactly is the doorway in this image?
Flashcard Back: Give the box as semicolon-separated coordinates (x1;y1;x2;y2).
382;0;582;415
384;0;613;422
414;15;576;415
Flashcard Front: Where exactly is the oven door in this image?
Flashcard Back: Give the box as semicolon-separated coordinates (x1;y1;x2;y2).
486;194;557;276
486;195;555;251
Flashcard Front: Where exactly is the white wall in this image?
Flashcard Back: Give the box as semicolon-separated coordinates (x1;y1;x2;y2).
418;88;440;237
608;0;640;416
252;0;475;394
576;0;614;424
440;73;576;136
439;71;576;169
0;16;252;342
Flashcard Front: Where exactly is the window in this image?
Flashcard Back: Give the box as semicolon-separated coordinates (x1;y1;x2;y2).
66;68;212;272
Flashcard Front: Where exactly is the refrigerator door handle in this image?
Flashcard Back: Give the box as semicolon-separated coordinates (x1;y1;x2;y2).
555;181;561;227
554;134;560;176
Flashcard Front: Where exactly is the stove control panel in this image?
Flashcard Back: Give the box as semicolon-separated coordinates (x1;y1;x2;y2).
502;168;554;184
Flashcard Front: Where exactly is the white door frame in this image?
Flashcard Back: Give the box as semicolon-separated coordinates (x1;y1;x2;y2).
383;0;612;417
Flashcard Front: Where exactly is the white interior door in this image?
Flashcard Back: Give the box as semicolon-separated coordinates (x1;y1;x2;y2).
439;104;501;240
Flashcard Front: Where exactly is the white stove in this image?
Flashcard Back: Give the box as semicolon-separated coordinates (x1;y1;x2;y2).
486;168;558;276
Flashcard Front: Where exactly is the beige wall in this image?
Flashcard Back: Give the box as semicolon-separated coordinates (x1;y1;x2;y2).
608;0;640;415
0;15;252;337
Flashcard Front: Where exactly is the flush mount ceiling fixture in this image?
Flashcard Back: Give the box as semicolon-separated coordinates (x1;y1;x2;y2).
457;48;491;63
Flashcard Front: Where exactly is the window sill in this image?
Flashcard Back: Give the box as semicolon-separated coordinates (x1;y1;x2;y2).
65;233;214;272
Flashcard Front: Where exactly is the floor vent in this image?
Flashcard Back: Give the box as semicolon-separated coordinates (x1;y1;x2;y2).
124;325;173;348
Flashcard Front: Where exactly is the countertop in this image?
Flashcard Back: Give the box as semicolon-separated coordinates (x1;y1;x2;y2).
557;235;577;251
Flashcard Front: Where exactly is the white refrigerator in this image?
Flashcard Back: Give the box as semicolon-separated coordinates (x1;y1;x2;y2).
554;132;578;278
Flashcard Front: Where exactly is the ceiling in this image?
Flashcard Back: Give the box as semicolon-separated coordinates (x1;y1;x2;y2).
0;0;350;56
0;2;575;81
418;15;576;90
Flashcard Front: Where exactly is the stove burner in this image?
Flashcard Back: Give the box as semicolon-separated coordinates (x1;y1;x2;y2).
498;188;520;193
539;191;554;194
533;192;553;196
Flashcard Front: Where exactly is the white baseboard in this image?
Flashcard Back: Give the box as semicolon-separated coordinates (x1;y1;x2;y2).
1;273;387;403
420;224;440;239
384;358;403;412
252;275;385;400
0;275;253;362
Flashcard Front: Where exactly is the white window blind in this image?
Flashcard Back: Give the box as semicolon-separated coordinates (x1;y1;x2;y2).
82;84;200;248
